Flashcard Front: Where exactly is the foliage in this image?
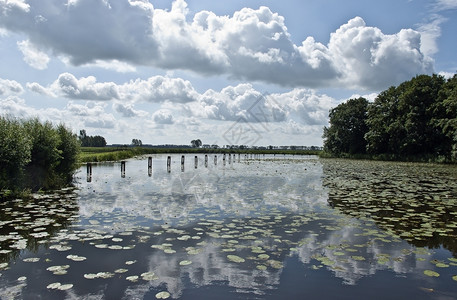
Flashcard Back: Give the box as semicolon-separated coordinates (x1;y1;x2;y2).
0;116;80;194
323;97;369;155
191;139;202;148
0;116;32;190
79;130;107;147
131;139;142;147
323;73;457;162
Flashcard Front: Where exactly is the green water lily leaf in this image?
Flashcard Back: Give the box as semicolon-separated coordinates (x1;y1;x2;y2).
227;255;245;263
179;260;192;266
452;275;457;281
424;270;440;277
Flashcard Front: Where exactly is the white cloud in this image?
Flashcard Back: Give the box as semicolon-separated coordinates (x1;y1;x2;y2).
0;0;434;90
0;0;29;12
82;59;137;73
153;109;174;124
273;89;336;125
120;76;199;103
28;73;199;103
417;15;445;56
25;82;56;97
53;73;120;100
189;83;287;122
0;78;23;95
329;17;433;90
17;39;50;70
433;0;457;11
113;102;148;118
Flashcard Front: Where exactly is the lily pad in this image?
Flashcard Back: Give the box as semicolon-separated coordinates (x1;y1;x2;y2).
227;255;245;263
141;272;158;281
156;291;170;299
424;270;440;277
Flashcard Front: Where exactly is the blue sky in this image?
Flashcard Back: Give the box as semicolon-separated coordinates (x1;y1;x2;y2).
0;0;456;147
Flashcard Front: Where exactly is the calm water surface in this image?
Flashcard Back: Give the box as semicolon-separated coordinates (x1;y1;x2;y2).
0;155;456;299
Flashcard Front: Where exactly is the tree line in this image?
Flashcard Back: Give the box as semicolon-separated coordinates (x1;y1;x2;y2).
323;73;457;162
0;117;80;193
79;130;107;147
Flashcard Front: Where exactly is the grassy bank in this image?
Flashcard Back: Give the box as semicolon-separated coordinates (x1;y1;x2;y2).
79;147;322;163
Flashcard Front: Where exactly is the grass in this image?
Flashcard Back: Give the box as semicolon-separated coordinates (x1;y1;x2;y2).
78;147;322;163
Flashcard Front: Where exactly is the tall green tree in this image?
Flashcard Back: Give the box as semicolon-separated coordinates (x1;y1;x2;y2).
323;97;369;155
191;139;202;148
365;74;445;155
433;74;457;160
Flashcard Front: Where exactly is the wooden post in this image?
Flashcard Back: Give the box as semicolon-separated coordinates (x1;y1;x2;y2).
205;154;208;167
214;155;217;165
167;156;171;173
181;155;185;172
228;153;231;164
148;157;152;176
238;153;240;163
194;156;198;169
121;161;126;178
86;163;92;182
223;153;226;166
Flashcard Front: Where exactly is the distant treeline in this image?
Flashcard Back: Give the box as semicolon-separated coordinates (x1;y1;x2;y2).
0;116;80;195
79;129;107;147
323;73;457;162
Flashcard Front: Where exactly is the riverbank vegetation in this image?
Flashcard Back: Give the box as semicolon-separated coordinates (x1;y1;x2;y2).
323;73;457;163
0;116;80;197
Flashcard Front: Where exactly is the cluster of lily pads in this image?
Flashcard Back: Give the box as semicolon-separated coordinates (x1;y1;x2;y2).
322;159;457;250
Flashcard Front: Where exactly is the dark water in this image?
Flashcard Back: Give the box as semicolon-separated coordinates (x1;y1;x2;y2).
0;155;456;299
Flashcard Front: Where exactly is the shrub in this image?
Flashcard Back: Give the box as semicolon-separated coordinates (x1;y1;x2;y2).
0;116;80;194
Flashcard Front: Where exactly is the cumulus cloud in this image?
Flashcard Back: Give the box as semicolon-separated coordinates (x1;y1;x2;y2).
120;76;199;103
189;84;286;122
273;89;336;125
17;39;50;69
113;102;148;118
187;83;334;126
0;0;434;90
328;17;433;89
153;109;174;124
0;78;23;96
28;73;199;103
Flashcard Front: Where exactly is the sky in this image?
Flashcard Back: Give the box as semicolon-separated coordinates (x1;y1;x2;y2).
0;0;456;147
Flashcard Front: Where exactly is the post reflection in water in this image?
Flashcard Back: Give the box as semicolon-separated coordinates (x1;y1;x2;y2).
0;155;456;299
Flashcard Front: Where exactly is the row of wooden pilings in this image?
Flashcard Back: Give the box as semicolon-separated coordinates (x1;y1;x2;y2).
86;153;290;182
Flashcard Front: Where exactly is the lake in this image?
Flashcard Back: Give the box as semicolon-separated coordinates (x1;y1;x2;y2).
0;154;456;299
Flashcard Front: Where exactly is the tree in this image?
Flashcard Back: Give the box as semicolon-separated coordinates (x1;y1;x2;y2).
365;74;446;155
191;139;202;148
323;97;369;155
433;74;457;160
79;129;107;147
131;139;142;147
